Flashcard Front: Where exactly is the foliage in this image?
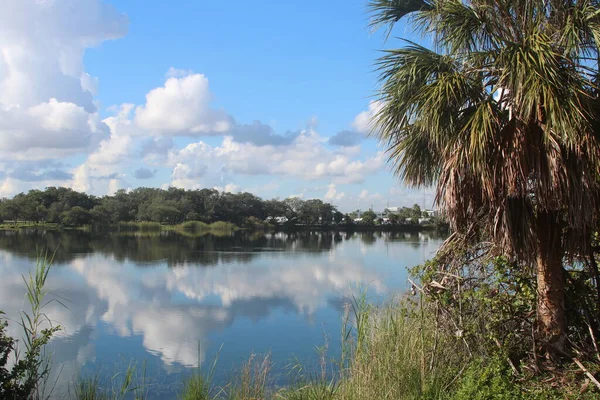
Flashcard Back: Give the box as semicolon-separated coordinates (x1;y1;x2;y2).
360;210;377;225
411;246;600;396
180;374;211;400
453;357;524;400
0;255;60;400
0;187;341;229
243;216;270;230
384;204;423;222
369;0;600;343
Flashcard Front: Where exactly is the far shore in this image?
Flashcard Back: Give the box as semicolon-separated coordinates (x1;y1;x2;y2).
0;220;448;234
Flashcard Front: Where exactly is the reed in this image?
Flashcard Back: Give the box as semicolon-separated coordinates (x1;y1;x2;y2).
0;252;61;400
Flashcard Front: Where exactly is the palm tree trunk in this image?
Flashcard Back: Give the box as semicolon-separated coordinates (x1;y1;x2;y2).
535;211;566;349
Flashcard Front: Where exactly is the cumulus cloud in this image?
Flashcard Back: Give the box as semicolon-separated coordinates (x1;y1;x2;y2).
352;101;384;134
324;183;345;202
132;73;300;146
0;1;389;201
0;99;109;159
0;0;129;194
213;183;239;193
0;0;127;159
165;130;385;189
134;73;231;135
141;136;174;159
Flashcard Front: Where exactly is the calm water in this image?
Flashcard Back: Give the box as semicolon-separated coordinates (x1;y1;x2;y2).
0;229;445;398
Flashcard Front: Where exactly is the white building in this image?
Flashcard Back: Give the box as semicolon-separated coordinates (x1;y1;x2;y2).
423;209;438;218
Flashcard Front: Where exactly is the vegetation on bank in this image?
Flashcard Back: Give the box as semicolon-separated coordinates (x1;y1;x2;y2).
0;187;343;228
0;186;445;232
367;0;600;394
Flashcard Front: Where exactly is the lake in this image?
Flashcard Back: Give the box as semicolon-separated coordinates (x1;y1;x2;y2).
0;229;445;399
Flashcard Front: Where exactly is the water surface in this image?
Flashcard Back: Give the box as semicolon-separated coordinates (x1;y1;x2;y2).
0;229;444;398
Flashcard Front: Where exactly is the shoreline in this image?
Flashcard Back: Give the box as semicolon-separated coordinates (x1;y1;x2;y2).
0;220;449;234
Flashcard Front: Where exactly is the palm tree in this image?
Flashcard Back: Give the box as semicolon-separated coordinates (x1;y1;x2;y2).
369;0;600;350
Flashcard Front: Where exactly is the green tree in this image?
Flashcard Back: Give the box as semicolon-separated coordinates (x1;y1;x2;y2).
370;0;600;345
362;210;377;225
60;206;92;226
333;211;344;224
410;204;421;220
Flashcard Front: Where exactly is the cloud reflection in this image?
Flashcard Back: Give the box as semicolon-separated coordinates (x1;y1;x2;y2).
0;230;445;397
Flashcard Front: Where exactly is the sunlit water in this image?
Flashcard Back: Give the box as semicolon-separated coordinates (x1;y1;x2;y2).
0;229;445;399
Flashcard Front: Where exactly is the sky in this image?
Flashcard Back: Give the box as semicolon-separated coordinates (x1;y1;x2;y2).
0;0;434;212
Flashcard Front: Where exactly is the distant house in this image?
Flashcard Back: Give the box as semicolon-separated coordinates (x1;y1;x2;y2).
423;209;438;217
383;207;399;215
266;216;289;224
353;218;363;223
418;218;432;225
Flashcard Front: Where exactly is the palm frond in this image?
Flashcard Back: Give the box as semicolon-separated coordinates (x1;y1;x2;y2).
368;0;433;37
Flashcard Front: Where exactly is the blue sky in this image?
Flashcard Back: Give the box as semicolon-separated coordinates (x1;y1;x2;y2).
0;0;433;212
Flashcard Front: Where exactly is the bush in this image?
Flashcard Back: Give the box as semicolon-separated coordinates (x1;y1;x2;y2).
453;357;523;400
243;216;269;230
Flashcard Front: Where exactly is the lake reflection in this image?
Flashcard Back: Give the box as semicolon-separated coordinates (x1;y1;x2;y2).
0;230;445;399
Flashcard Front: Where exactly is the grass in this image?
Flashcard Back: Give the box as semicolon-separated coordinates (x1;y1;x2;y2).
73;361;148;400
333;297;463;400
0;251;62;399
0;222;60;230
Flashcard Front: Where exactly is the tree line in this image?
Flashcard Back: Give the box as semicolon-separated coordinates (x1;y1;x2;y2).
0;186;348;227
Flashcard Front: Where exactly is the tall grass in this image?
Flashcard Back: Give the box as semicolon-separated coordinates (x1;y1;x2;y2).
225;353;272;400
332;295;465;400
73;360;147;400
179;221;209;232
0;252;61;400
274;293;465;400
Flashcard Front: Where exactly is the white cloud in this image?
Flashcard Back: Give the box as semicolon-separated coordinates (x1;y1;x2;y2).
134;74;231;135
0;0;127;159
213;183;240;193
0;177;23;198
0;0;128;192
324;183;345;201
165;130;384;188
0;99;109;159
352;100;384;134
0;0;127;110
71;164;92;193
87;135;133;167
